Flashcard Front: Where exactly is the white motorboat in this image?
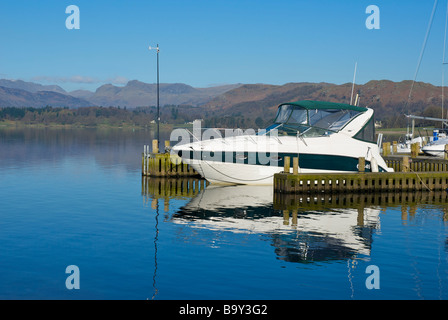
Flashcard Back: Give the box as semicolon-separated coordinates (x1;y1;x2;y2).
172;100;393;185
422;137;448;157
421;129;448;157
396;133;426;154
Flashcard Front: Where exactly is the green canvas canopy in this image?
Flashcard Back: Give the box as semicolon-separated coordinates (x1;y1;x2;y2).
281;100;368;113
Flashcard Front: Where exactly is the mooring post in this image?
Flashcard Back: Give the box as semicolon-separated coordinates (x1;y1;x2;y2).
411;142;419;158
144;145;150;175
392;141;397;154
358;157;365;173
293;157;299;174
142;151;145;176
402;156;409;173
284;156;290;173
152;139;159;154
445;144;448;161
164;140;170;152
382;142;390;156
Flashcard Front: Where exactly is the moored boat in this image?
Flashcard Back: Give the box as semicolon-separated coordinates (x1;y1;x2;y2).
172;100;393;185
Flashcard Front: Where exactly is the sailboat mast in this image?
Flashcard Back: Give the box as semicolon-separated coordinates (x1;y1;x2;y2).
350;62;357;106
442;0;448;127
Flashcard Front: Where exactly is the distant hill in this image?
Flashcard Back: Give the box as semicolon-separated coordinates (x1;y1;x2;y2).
81;81;243;107
203;80;441;110
69;89;95;101
0;86;91;108
0;79;67;94
201;80;444;127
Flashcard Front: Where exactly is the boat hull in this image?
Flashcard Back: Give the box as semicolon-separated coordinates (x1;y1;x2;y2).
173;134;392;185
184;159;373;185
422;144;447;157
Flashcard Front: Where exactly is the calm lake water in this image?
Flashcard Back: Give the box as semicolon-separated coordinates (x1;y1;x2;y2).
1;126;448;300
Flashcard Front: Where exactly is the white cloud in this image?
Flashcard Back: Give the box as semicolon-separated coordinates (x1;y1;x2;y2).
31;75;129;85
105;76;129;85
68;75;99;83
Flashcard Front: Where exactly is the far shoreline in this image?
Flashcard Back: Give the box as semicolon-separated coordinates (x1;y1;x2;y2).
0;120;193;131
0;120;436;137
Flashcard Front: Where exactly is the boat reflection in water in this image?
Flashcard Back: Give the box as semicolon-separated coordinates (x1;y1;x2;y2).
173;184;380;262
142;177;448;263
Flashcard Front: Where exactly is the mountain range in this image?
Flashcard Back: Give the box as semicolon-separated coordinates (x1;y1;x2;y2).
0;79;242;108
0;78;445;125
0;86;91;109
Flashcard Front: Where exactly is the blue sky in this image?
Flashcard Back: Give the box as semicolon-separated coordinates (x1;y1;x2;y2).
0;0;446;92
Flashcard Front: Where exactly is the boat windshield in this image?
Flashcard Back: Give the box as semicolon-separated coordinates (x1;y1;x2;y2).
268;104;362;137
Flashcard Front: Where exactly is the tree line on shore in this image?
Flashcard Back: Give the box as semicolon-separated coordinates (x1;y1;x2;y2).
0;105;269;128
0;103;444;129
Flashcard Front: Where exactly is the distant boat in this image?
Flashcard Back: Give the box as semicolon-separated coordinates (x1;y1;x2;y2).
421;127;448;157
172;100;393;185
396;135;426;154
396;116;428;154
404;115;448;157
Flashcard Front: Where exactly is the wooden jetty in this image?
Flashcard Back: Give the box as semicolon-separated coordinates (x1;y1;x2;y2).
142;139;199;177
274;154;448;194
142;176;208;211
274;191;448;224
142;139;448;194
382;140;448;159
383;155;448;172
274;190;448;211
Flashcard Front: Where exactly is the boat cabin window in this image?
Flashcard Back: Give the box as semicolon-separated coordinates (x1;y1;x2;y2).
354;117;375;143
271;104;362;136
275;104;293;123
288;109;308;124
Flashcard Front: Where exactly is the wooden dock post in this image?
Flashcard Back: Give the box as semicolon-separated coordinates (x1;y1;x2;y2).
392;141;398;154
164;140;170;152
284;156;290;173
402;156;409;173
411;142;419;158
142;145;150;176
142;146;146;176
152;139;159;154
142;152;145;176
293;157;299;174
358;157;365;173
445;144;448;161
382;142;391;156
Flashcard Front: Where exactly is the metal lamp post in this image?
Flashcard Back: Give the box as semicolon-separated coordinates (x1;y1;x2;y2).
149;44;160;151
